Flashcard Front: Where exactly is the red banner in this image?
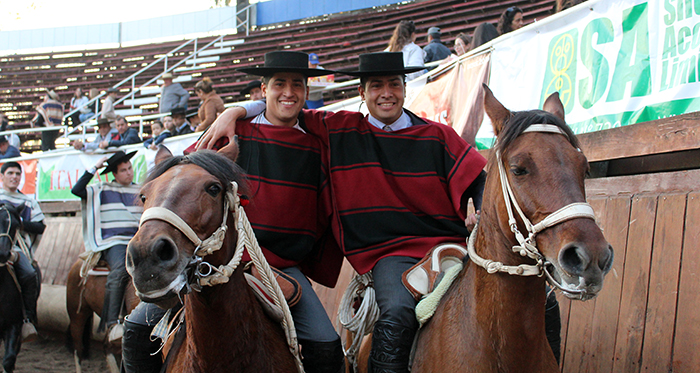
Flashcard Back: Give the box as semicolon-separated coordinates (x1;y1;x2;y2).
408;53;490;147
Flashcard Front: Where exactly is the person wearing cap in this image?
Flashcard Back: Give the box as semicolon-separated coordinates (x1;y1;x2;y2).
101;87;119;122
0;161;46;342
423;26;452;63
239;80;263;101
159;72;189;114
200;51;489;373
99;116;140;149
30;89;64;151
122;51;345;373
306;53;326;109
71;150;142;344
72;117;117;151
0;135;20;159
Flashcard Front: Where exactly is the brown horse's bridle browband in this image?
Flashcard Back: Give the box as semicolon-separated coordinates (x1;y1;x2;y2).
137;181;305;372
467;124;597;296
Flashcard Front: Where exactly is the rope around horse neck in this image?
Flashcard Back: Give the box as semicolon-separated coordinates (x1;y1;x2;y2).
139;182;304;373
338;272;380;371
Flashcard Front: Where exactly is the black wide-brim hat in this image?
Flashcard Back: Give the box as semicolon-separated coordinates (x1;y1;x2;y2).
101;150;137;175
340;52;424;77
240;80;262;95
237;51;332;77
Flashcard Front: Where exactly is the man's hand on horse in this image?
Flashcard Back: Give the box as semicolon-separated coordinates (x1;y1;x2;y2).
196;106;246;150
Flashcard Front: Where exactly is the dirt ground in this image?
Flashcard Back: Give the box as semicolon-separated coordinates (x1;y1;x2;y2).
3;330;111;373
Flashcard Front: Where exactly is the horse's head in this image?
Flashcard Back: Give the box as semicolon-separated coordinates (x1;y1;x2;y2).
0;203;23;264
126;144;248;308
480;85;613;300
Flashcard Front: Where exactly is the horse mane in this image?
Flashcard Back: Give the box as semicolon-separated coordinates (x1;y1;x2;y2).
493;109;579;155
145;150;250;197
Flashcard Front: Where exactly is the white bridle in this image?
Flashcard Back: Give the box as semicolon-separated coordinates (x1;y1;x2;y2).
137;180;305;372
467;124;597;295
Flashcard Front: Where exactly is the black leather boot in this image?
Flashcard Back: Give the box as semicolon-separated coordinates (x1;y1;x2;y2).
545;287;562;364
20;272;39;325
300;338;344;373
368;320;415;373
121;320;163;373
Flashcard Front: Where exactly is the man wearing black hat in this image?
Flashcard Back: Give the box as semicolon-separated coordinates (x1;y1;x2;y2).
240;80;263;101
122;51;344;373
200;52;489;373
171;107;193;136
71;150;142;343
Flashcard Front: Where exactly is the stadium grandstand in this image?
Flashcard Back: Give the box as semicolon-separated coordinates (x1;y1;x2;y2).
0;0;557;153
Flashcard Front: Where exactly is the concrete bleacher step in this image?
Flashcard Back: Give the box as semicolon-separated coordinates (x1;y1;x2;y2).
115;108;144;117
123;96;159;106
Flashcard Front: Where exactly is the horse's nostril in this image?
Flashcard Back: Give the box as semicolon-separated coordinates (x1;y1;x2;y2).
559;244;590;276
599;245;614;273
153;238;177;262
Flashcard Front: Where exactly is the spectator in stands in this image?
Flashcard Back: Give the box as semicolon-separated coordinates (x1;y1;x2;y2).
99;116;140;148
423;27;451;64
82;88;100;123
306;53;326;109
240;80;263;101
69;88;90;126
186;107;201;132
71;150;141;344
31;89;64;152
72;117;116;152
497;6;524;35
0;136;20;159
162;115;176;134
102;88;119;122
386;20;425;81
159;72;189;114
194;77;225;132
143;120;172;150
454;33;471;56
0;161;46;342
555;0;585;12
171;107;192;136
470;22;499;50
1;115;20;150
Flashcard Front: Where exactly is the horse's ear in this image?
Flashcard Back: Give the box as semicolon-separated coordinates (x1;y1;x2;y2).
543;92;566;122
482;84;510;136
155;146;173;166
217;136;239;162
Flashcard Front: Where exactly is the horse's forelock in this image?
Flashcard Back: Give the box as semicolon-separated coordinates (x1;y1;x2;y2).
145;150;249;198
494;110;579;154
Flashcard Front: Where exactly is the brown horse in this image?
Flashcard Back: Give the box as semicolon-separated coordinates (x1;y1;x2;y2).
125;146;298;373
65;259;139;372
408;86;614;372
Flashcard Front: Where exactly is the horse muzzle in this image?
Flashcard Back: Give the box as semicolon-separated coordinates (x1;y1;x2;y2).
547;242;614;300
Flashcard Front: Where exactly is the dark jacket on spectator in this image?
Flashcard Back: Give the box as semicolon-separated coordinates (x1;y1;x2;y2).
143;129;173;147
108;127;140;147
423;40;451;63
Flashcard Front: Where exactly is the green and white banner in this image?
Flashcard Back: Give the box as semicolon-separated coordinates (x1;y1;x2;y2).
36;134;198;201
478;0;700;147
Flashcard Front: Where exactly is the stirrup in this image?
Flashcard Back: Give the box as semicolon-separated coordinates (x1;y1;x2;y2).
22;320;39;343
107;323;125;343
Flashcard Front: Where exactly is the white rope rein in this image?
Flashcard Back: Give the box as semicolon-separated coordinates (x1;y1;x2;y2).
338;272;380;370
468;124;597;293
139;181;304;372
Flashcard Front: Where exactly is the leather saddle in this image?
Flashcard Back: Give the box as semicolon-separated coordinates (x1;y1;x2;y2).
402;243;468;300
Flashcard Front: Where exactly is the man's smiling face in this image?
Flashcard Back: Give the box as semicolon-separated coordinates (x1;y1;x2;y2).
262;72;308;127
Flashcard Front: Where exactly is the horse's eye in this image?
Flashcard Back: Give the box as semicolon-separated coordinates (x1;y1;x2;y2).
510;167;528;176
206;184;222;197
139;194;146;203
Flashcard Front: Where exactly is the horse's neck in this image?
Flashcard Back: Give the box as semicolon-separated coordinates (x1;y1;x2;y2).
464;217;550;365
183;269;286;368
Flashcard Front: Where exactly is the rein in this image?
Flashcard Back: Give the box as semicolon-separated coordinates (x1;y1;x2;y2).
138;181;304;372
467;124;596;296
